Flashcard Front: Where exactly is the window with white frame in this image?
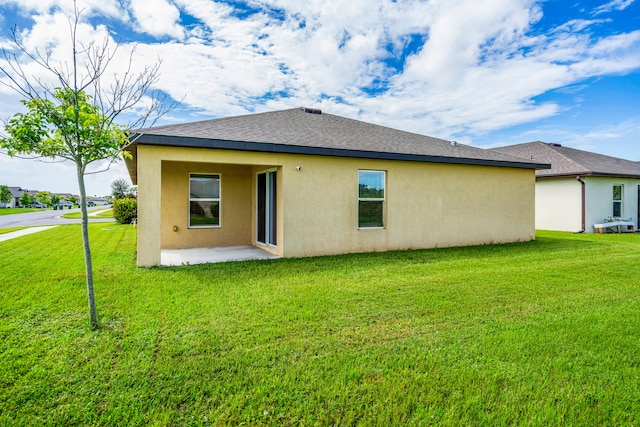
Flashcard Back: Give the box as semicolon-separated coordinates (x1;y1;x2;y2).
613;184;623;217
358;170;385;228
189;173;220;227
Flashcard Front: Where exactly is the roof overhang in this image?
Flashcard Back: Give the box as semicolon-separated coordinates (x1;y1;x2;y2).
124;133;550;183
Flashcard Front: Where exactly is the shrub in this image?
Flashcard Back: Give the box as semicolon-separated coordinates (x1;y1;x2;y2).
113;198;137;224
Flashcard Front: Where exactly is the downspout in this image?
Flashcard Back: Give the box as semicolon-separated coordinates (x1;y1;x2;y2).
575;176;586;233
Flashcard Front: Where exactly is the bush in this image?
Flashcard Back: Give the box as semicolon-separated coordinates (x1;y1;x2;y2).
113;198;137;224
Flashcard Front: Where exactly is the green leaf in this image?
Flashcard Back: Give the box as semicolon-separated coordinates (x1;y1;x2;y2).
0;87;131;164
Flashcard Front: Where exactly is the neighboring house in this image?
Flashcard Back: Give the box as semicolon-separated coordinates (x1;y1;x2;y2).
85;196;109;206
9;186;28;207
491;141;640;233
124;108;548;267
87;196;107;206
3;187;80;208
93;199;104;206
1;186;19;208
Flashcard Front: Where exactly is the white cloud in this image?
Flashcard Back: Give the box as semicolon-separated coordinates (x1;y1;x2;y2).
0;0;124;20
2;0;638;131
128;0;185;39
402;0;535;85
0;11;120;99
593;0;635;15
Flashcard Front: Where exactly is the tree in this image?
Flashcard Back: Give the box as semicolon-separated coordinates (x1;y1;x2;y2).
111;178;134;200
51;194;61;206
0;185;12;207
19;192;33;207
0;2;173;329
35;191;52;206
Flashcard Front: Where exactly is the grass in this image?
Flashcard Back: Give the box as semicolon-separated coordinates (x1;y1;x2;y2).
1;226;639;425
60;208;113;219
0;207;48;215
0;226;29;235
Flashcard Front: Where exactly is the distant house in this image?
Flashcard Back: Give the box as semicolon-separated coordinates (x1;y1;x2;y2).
124;108;548;267
8;186;28;207
85;196;109;206
10;187;40;207
2;187;80;208
491;141;640;233
1;187;17;208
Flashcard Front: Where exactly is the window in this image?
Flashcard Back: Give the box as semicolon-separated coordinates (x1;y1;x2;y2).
358;170;385;228
613;184;623;217
189;174;220;227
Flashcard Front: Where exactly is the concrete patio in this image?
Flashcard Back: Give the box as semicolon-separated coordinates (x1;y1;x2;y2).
160;245;279;266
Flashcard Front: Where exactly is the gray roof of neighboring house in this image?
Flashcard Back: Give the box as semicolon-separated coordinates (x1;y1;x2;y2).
7;186;36;198
490;141;640;178
126;108;548;181
8;187;26;198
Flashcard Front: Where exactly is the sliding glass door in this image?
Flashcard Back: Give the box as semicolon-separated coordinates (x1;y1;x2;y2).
257;170;277;246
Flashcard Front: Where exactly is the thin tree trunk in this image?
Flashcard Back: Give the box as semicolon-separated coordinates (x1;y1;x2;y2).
77;164;98;329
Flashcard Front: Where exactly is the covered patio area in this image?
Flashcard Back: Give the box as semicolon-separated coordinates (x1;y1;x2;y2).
160;245;280;266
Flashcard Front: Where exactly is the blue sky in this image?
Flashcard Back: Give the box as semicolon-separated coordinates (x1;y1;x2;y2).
0;0;639;196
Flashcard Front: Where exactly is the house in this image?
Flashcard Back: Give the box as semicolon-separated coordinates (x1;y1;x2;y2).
85;196;109;206
1;186;19;208
490;141;640;233
124;108;549;267
1;187;80;208
8;186;28;207
10;187;40;207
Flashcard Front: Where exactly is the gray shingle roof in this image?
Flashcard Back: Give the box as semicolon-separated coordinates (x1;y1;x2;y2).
490;141;640;178
128;108;548;172
8;187;26;198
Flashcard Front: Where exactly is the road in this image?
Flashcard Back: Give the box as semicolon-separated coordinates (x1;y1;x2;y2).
0;207;115;228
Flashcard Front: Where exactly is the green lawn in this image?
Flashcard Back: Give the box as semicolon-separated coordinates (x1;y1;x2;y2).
0;207;49;215
1;226;639;425
60;208;113;219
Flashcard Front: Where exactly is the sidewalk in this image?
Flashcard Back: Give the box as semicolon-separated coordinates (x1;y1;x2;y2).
0;226;59;243
87;208;112;217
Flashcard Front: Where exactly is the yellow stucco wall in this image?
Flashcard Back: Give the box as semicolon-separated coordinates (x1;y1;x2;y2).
136;145;161;267
161;161;253;249
135;145;535;266
280;155;535;257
